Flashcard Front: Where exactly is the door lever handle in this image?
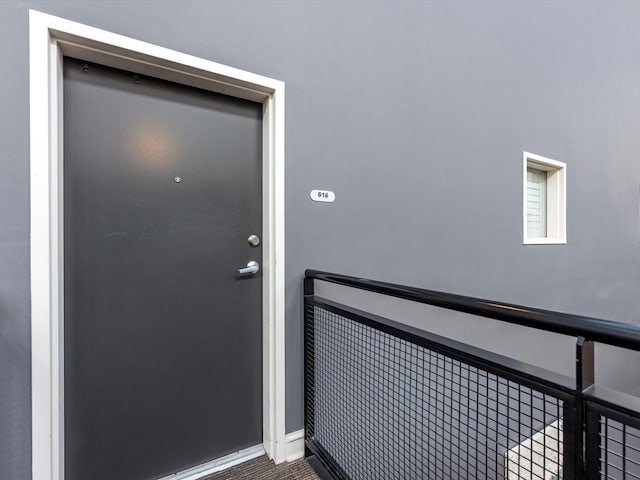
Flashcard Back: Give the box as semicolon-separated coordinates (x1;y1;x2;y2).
238;260;260;275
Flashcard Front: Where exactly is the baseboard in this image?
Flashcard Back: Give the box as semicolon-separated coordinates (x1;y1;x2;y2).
284;428;305;462
156;444;265;480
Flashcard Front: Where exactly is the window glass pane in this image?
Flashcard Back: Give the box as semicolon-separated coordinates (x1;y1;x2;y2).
527;167;547;238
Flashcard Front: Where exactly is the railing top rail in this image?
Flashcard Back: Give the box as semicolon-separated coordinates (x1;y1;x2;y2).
305;269;640;351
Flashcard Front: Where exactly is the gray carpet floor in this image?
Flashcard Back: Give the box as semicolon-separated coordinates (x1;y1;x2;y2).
202;455;320;480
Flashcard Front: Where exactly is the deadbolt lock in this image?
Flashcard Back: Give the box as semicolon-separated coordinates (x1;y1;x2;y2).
248;234;260;247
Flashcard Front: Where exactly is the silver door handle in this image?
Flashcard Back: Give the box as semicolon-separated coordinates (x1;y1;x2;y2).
238;261;260;275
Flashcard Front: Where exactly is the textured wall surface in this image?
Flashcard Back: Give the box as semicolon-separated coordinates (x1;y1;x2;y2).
2;2;640;478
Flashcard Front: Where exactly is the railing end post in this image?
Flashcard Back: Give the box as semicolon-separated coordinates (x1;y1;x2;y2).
303;275;315;446
304;276;314;297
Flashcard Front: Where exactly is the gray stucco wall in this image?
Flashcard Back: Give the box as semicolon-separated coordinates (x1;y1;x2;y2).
2;1;640;478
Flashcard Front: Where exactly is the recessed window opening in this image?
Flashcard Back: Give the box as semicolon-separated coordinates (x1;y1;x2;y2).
523;152;566;245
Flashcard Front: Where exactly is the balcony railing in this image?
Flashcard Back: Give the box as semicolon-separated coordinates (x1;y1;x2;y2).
303;270;640;480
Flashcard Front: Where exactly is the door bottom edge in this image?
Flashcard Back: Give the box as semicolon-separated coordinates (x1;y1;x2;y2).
155;444;265;480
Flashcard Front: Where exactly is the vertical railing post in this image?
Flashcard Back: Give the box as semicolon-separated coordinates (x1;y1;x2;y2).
576;336;595;396
584;405;601;480
564;336;594;479
304;275;315;456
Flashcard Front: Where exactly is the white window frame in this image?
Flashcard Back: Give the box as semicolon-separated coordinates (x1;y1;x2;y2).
29;10;290;480
522;151;567;245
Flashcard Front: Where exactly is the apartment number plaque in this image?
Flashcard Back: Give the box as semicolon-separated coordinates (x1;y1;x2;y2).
310;190;335;203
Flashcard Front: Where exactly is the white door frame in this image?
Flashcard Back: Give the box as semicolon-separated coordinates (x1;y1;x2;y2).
29;10;286;480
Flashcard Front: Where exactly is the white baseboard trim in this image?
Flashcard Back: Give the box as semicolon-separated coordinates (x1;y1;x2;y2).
156;444;265;480
285;429;305;462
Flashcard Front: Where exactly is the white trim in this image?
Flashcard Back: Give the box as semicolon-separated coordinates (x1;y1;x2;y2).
284;429;305;462
156;444;265;480
522;151;567;245
29;10;287;480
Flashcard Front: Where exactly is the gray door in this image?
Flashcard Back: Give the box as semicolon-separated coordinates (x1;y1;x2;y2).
63;57;263;480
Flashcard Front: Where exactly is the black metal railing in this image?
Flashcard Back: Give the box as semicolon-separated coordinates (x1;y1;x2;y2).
303;270;640;480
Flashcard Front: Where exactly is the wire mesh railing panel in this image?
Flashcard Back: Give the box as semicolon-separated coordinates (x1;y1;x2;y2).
306;303;567;480
593;414;640;479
